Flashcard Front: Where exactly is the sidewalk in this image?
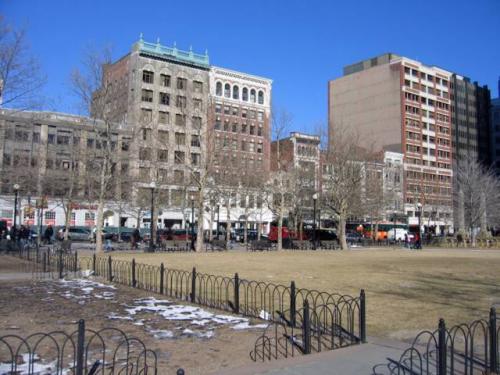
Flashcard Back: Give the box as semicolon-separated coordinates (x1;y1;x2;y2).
214;337;408;375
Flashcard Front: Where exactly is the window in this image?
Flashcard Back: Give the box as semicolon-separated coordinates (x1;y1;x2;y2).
174;151;185;164
177;77;187;90
232;123;238;133
241;109;247;118
160;74;170;87
139;148;151;161
158;149;168;161
176;95;187;108
257;143;263;153
142;128;151;141
193;81;203;93
223;83;230;98
191;135;201;147
193;99;202;110
249;110;256;119
232;107;239;116
242;87;248;101
159;111;170;124
257;126;262;136
157;131;168;144
141;89;153;102
215;118;221;130
141;108;152;123
73;136;80;146
159;92;170;105
215;104;222;113
192;116;202;130
250;89;256;102
87;139;94;148
174;170;184;184
257;111;264;121
45;211;56;220
258;90;264;104
241;140;247;151
191;153;200;166
250;125;255;135
249;142;255;152
241;123;247;133
224;120;229;132
233;85;239;99
215;82;223;96
139;167;150;180
48;134;56;144
143;70;154;84
57;135;70;145
175;114;186;126
175;132;185;145
224;106;230;115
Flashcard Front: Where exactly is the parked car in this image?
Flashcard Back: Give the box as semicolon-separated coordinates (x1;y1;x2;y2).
346;231;363;244
89;228;117;243
57;227;91;241
234;229;258;242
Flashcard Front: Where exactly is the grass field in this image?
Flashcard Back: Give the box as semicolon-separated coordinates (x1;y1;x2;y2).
108;248;500;341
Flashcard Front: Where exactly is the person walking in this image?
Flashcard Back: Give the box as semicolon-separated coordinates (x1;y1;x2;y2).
132;227;140;250
44;225;53;244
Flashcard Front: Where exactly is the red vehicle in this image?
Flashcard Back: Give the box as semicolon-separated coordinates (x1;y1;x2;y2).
268;225;308;242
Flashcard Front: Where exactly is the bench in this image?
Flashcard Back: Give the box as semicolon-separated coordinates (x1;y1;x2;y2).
206;240;228;251
248;240;274;251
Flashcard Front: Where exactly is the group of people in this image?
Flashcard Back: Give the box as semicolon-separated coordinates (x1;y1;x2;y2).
404;232;422;249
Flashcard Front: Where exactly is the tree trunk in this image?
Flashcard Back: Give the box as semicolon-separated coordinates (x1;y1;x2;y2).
95;200;104;253
338;213;348;250
257;213;262;241
277;194;284;251
243;207;249;245
209;205;214;243
226;197;231;250
196;196;204;252
64;203;72;241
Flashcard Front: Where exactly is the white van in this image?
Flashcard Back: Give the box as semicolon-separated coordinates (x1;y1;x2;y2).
387;228;408;241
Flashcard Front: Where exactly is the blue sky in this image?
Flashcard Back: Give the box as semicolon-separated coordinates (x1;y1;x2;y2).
3;0;500;134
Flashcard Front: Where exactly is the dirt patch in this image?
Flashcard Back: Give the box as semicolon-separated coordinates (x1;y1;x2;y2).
0;264;265;374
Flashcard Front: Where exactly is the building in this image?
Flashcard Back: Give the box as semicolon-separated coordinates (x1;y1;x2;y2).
329;53;454;233
450;75;491;164
209;67;272;184
490;78;500;175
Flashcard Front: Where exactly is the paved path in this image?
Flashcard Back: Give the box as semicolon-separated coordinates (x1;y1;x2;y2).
214;337;408;375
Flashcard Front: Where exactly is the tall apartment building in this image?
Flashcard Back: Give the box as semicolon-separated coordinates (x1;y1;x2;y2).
209;67;272;183
491;97;500;174
329;53;454;233
450;75;491;164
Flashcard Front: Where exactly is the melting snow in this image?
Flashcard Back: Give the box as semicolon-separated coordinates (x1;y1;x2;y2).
0;353;66;374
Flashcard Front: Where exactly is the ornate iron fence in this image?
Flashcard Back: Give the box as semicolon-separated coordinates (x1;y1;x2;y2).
386;307;499;375
0;319;160;374
250;295;365;362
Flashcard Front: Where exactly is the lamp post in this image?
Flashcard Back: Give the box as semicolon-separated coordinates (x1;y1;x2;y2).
312;193;318;250
216;204;220;240
417;203;422;249
12;184;20;241
190;195;195;251
148;181;156;252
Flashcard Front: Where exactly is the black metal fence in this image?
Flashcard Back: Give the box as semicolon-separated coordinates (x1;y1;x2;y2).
0;319;159;374
13;248;366;335
250;292;366;362
386;307;499;375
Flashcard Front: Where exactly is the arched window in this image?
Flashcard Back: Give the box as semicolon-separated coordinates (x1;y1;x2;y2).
216;82;222;96
242;87;248;101
250;89;256;103
232;85;239;100
258;90;264;104
224;83;231;98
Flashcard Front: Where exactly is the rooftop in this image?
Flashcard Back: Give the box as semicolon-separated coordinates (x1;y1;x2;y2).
134;35;209;69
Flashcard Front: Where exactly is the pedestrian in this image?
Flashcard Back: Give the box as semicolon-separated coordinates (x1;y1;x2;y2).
44;225;54;244
404;233;408;248
132;227;140;250
414;232;421;250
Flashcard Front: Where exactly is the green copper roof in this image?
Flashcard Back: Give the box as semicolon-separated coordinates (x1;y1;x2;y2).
136;35;209;69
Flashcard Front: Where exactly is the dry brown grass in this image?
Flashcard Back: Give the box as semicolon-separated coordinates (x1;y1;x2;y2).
108;248;500;341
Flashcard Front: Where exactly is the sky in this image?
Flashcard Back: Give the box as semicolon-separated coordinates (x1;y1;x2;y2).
3;0;500;134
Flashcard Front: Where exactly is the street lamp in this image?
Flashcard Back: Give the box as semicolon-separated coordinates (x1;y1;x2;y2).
148;181;156;252
417;203;422;249
190;195;195;251
12;184;20;241
312;193;318;250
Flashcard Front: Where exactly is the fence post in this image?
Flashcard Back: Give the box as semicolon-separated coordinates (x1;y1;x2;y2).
438;318;447;375
490;307;498;373
132;258;137;287
360;289;366;343
290;281;296;327
108;255;112;282
74;251;78;272
92;253;96;275
159;263;165;294
58;251;63;279
191;267;196;303
234;273;240;314
75;319;85;375
303;300;311;354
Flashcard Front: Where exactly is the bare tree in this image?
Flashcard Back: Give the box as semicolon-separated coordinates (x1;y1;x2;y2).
70;46;131;253
0;16;46;109
454;155;500;245
265;107;293;251
322;128;366;249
